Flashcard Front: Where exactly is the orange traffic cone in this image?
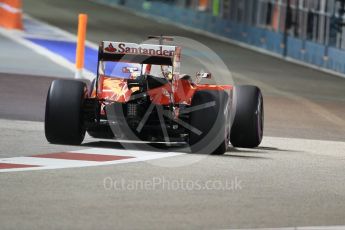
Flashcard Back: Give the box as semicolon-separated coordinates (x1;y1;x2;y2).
0;0;23;30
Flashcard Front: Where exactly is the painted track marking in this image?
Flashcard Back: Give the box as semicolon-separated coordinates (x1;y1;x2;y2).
0;163;39;169
31;152;134;162
0;148;184;173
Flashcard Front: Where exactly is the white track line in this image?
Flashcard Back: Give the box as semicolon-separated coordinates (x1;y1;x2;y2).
70;148;175;157
0;156;98;168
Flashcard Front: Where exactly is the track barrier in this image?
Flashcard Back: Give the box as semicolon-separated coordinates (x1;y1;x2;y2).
94;0;345;77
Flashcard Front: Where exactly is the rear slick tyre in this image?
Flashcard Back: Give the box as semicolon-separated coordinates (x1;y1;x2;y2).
189;90;230;155
45;80;87;145
230;85;264;148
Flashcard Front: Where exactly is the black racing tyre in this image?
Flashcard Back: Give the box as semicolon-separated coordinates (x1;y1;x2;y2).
230;85;264;148
189;90;230;155
45;79;87;145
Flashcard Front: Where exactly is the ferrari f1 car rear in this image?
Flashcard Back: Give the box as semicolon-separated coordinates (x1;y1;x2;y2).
45;37;264;155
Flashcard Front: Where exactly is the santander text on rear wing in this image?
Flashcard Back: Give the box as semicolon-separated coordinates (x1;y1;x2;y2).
100;41;181;66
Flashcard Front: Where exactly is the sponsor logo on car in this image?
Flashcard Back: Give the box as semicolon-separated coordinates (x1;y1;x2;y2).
105;43;116;53
103;42;175;57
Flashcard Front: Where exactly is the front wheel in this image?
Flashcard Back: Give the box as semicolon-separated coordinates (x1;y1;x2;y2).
230;85;264;148
45;80;87;145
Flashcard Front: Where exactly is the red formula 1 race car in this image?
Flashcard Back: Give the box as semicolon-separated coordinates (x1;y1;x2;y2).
45;37;264;155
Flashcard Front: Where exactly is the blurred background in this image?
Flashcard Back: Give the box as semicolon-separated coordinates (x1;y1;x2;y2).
148;0;345;48
104;0;345;75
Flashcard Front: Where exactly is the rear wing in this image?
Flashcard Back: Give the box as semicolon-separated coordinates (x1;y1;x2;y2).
99;41;179;66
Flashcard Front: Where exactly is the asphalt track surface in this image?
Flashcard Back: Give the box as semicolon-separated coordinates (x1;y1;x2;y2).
0;0;345;229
